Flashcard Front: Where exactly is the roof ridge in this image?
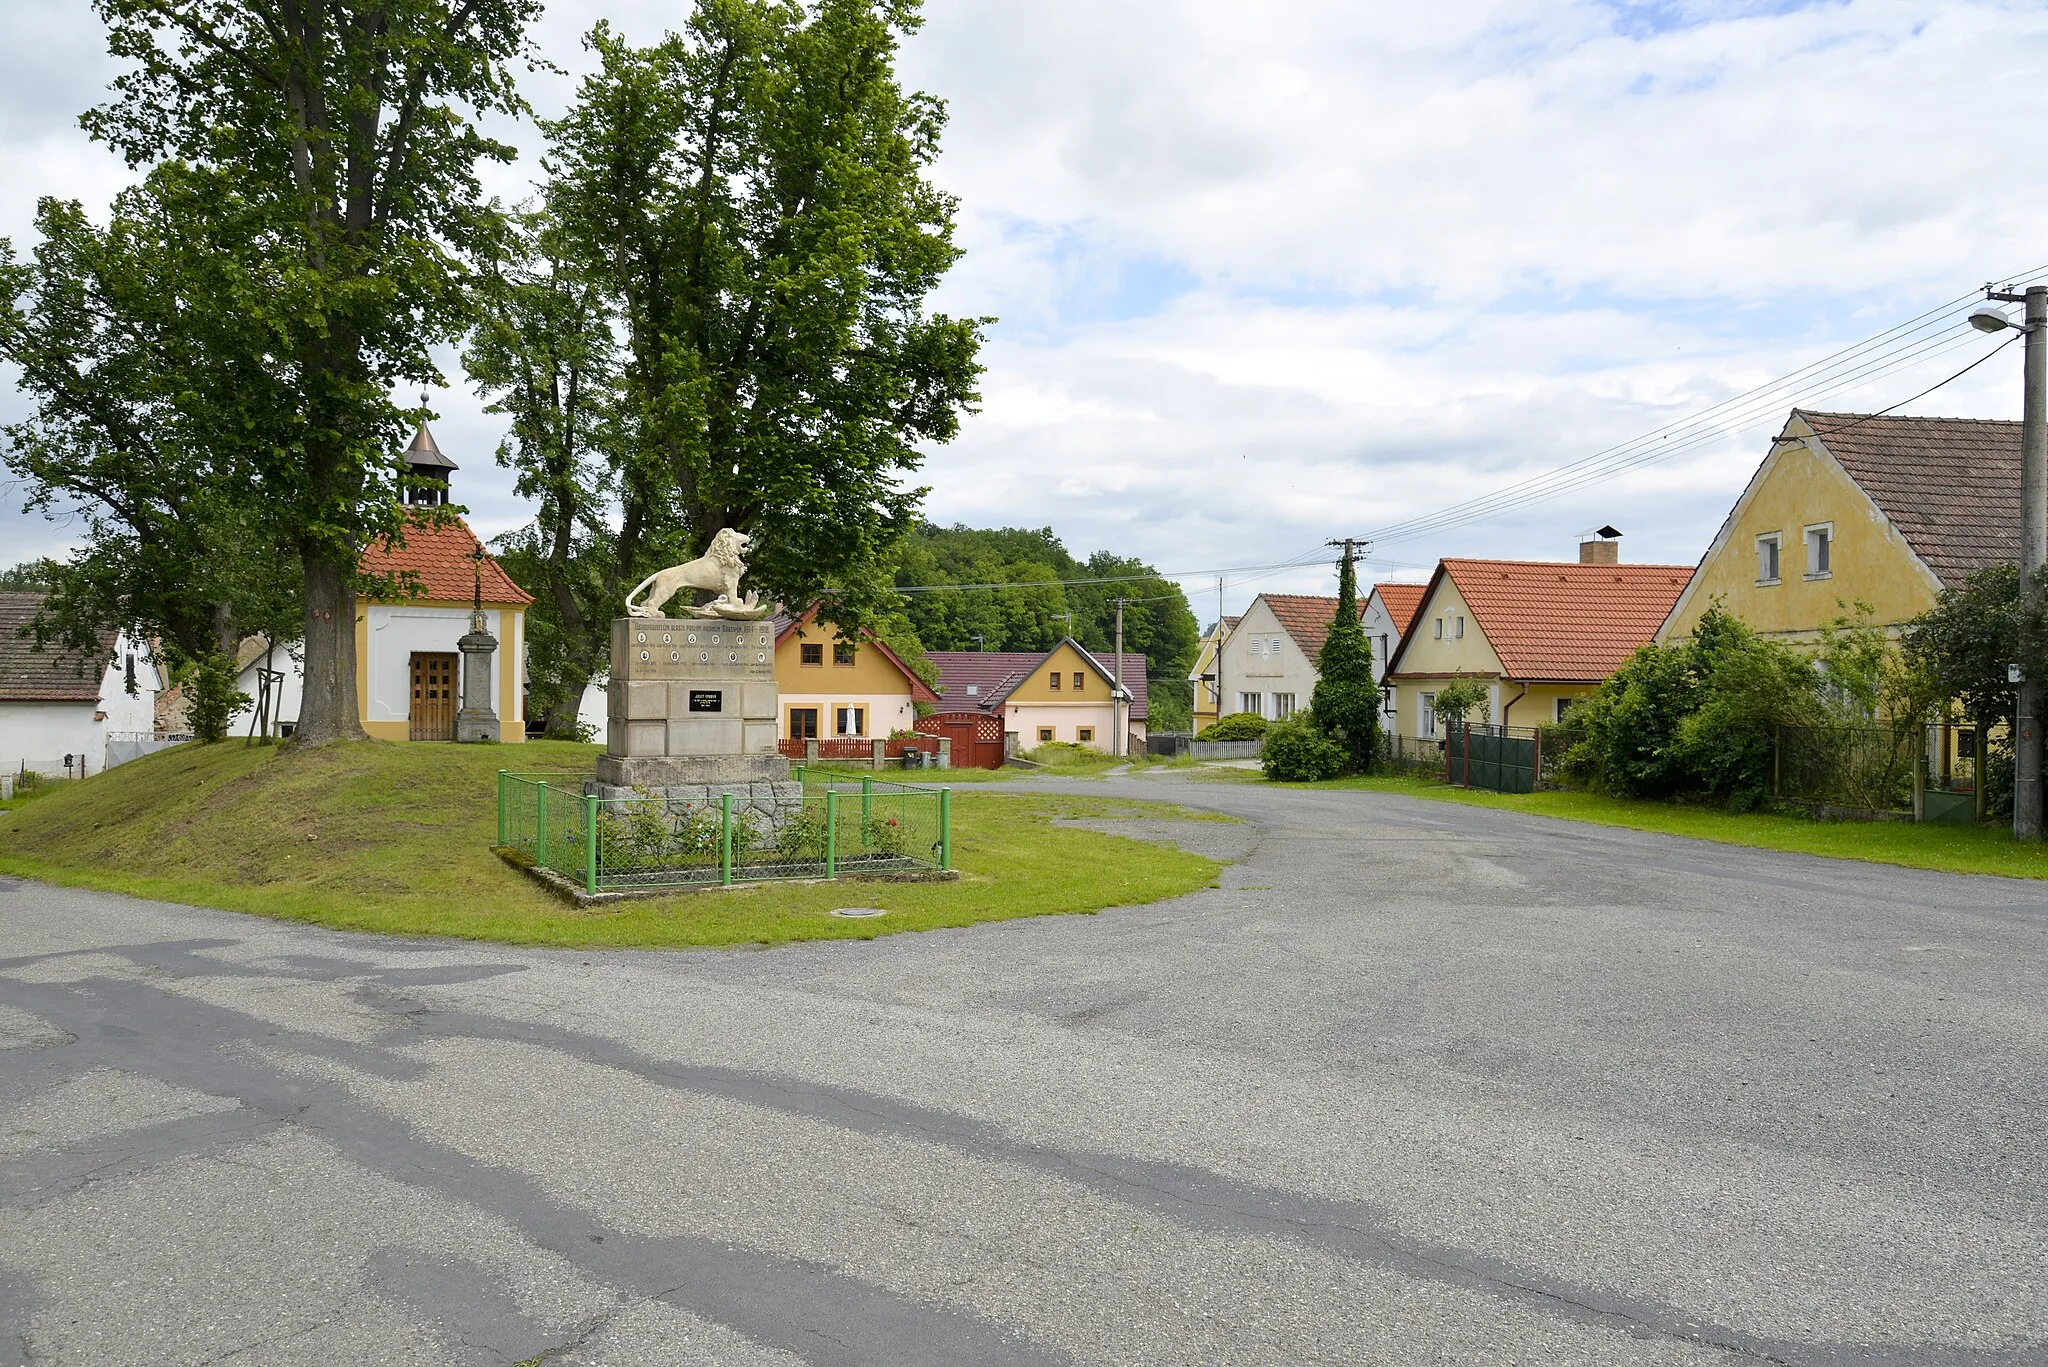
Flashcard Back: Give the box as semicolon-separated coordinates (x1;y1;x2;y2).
1798;408;2020;428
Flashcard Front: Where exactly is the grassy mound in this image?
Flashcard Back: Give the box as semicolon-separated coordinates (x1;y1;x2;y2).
0;740;1223;948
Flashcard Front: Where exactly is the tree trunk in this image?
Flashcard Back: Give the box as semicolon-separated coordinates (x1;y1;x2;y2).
294;549;367;744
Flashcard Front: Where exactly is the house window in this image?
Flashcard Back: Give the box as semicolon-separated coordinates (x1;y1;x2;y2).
1273;692;1297;719
964;683;979;697
1433;618;1444;639
1038;726;1055;743
1049;671;1061;691
1757;533;1782;584
1421;691;1438;738
124;653;136;694
1959;728;1978;759
1805;523;1832;579
788;707;820;740
800;642;824;666
1240;692;1262;716
834;705;866;737
1077;726;1095;743
1073;672;1084;690
1378;634;1389;670
1454;616;1464;639
833;642;856;665
1248;637;1263;658
1556;697;1577;723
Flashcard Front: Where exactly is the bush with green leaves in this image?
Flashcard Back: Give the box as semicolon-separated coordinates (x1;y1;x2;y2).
1197;712;1268;742
185;650;252;743
1259;717;1347;782
1429;678;1491;730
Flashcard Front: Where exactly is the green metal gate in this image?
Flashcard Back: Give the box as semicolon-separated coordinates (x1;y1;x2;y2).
1445;722;1537;794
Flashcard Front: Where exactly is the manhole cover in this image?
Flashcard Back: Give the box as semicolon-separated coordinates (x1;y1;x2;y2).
829;907;888;919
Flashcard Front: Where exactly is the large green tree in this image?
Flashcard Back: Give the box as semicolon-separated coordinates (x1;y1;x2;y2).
1309;546;1380;772
528;1;985;631
62;0;542;743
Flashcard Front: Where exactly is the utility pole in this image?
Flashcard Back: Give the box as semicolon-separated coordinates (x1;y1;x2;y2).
1979;284;2048;838
1215;575;1226;727
1112;597;1126;758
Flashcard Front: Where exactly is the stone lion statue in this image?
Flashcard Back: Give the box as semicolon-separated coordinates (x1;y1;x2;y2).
625;528;767;619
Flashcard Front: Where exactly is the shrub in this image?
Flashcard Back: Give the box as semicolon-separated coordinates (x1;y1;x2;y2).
1198;712;1268;742
1260;717;1347;782
1429;678;1491;729
1310;551;1380;771
186;649;252;743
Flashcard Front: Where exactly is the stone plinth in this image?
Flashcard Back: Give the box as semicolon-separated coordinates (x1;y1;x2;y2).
600;616;786;787
455;625;501;743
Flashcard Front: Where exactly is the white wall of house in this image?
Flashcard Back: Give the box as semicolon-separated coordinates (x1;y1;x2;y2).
1214;598;1320;721
0;701;102;777
363;605;523;725
235;643;305;730
1360;591;1409;726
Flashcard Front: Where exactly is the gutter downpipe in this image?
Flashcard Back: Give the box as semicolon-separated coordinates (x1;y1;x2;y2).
1502;680;1529;791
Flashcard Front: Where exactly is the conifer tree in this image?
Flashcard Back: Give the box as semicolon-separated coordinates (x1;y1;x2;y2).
1310;543;1381;773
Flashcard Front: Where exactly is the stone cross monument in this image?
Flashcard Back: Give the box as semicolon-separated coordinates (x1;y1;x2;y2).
455;546;501;743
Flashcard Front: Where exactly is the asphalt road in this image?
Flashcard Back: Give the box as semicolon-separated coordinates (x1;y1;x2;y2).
3;773;2046;1366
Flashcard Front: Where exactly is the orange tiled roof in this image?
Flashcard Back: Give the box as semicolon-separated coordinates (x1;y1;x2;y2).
1436;558;1693;682
360;514;533;606
1371;583;1427;637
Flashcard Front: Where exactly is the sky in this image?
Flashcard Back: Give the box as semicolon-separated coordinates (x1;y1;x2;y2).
4;0;2047;620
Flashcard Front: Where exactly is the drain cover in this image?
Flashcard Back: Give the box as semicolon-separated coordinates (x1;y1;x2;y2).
829;907;888;919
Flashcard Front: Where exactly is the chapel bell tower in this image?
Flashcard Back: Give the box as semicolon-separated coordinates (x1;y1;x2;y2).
401;417;458;507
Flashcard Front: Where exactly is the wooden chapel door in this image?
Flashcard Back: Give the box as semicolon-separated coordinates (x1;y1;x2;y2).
409;652;458;741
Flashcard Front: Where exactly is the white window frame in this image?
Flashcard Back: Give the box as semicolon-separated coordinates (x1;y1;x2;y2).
1433;618;1444;639
1240;691;1263;717
1420;691;1438;738
1273;692;1296;720
1756;532;1782;586
1454;616;1464;639
1804;522;1833;580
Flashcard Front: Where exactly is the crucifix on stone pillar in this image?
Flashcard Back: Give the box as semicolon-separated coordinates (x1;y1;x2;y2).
456;543;502;743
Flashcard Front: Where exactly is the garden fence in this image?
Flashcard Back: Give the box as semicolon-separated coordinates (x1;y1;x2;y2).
498;769;952;894
1773;722;1976;821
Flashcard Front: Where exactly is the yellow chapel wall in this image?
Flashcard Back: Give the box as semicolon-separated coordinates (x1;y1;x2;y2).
1659;433;1943;644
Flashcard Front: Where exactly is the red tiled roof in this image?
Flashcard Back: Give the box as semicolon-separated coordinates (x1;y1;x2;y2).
360;514;533;606
927;643;1150;720
1422;559;1693;682
1370;583;1428;636
0;594;111;703
1261;594;1350;662
1797;410;2018;588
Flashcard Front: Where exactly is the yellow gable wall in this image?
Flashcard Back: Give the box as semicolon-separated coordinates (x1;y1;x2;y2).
1005;641;1113;704
1389;576;1504;738
774;624;916;697
1659;426;1941;643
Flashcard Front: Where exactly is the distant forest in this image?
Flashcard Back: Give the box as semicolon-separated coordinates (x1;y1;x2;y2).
893;524;1198;731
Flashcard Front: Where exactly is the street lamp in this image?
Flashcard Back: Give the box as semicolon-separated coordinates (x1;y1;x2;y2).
1972;284;2048;839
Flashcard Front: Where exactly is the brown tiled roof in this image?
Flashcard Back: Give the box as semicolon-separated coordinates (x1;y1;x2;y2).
360;514;533;605
1262;594;1352;662
1370;583;1428;636
1798;410;2018;588
927;642;1150;720
0;594;112;703
1430;559;1693;682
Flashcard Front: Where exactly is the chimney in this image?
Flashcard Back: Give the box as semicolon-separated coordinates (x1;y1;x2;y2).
1578;525;1621;564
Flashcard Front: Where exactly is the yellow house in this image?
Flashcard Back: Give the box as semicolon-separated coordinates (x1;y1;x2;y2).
1187;614;1239;734
926;639;1149;754
1387;548;1692;737
1658;409;2020;644
773;608;937;747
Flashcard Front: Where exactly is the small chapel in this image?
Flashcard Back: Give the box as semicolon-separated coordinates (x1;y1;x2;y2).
352;422;534;742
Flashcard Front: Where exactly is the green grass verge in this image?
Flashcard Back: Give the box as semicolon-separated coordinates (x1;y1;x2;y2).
1233;769;2048;880
0;740;1224;948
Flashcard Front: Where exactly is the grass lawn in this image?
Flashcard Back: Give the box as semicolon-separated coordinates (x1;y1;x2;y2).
1217;767;2048;881
0;740;1224;948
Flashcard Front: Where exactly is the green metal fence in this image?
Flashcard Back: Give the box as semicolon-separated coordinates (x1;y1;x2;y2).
1444;722;1537;794
497;770;953;894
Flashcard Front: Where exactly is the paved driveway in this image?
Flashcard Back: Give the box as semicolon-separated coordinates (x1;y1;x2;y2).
2;775;2045;1365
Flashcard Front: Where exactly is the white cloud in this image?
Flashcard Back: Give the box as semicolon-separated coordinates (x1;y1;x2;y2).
4;0;2047;613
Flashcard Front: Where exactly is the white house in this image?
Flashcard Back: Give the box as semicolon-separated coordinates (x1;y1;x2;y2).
0;593;161;777
1213;585;1424;724
233;637;304;739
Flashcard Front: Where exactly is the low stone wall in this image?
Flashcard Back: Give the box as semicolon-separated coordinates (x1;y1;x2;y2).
585;779;803;837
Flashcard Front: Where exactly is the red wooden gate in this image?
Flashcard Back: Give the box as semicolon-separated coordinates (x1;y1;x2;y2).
915;711;1006;769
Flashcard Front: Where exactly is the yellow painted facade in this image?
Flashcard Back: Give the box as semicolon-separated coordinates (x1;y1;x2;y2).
1189;622;1228;734
774;623;920;738
1005;641;1123;750
1657;417;1942;643
1388;577;1603;735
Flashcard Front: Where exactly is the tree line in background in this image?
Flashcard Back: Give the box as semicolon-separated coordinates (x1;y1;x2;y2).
0;0;985;745
892;524;1198;732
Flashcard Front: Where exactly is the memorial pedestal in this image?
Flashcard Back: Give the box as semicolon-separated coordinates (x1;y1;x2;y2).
595;617;786;790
